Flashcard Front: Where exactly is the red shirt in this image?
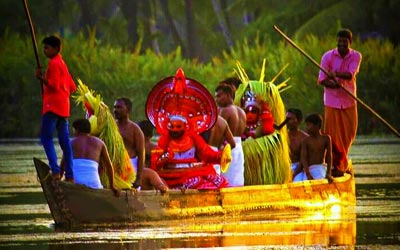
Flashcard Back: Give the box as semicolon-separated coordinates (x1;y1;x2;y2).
42;54;76;117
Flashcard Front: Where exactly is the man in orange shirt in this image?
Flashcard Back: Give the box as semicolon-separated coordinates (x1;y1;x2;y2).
35;35;76;181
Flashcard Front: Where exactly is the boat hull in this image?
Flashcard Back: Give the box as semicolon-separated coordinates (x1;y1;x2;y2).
33;157;355;228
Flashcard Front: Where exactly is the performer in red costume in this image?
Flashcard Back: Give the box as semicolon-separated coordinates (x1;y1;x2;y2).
146;69;231;190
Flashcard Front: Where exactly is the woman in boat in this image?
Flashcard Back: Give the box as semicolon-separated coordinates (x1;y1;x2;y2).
61;118;120;196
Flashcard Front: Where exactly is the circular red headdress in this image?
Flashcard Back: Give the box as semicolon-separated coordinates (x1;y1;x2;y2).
146;68;217;134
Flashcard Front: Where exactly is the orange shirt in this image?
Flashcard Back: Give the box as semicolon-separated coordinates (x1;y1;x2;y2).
42;54;76;117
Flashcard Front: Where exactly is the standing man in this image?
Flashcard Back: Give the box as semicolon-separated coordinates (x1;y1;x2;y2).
215;84;245;186
35;35;76;181
286;108;308;179
318;29;362;173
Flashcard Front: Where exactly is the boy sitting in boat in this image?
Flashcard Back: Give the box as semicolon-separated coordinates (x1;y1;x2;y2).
146;68;231;190
294;113;333;182
61;118;120;196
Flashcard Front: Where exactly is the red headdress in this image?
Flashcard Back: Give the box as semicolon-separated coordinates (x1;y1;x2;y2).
146;68;217;135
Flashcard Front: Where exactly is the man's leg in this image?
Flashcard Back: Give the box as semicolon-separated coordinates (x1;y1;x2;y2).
57;117;74;181
40;112;59;178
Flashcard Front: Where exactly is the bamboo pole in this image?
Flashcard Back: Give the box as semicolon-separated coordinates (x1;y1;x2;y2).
23;0;44;95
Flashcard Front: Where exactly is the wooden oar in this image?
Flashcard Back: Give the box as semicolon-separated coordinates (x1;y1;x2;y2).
273;25;400;138
23;0;44;95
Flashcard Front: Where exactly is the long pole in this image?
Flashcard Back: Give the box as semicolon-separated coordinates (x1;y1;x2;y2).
273;25;400;138
23;0;44;95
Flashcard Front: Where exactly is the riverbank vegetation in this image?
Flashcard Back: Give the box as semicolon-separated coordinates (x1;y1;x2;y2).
1;0;399;137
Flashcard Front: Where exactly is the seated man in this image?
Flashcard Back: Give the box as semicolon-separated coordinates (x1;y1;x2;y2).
151;114;230;190
294;114;333;182
286;108;309;179
61;118;119;196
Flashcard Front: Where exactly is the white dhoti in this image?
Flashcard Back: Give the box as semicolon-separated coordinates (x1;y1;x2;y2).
73;159;103;189
222;137;244;187
130;157;138;173
293;164;327;182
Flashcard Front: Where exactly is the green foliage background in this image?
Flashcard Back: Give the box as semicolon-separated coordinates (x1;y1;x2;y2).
1;30;399;137
1;0;399;138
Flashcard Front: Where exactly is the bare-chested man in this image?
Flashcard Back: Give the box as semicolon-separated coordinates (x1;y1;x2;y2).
61;118;119;197
294;113;333;182
207;115;235;150
286;108;309;178
219;77;246;135
214;84;245;186
114;98;168;193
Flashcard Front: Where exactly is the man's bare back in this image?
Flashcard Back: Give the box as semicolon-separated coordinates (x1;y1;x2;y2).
219;105;243;136
72;135;107;162
208;115;235;149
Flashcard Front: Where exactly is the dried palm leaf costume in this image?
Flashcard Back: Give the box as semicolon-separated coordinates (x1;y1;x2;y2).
74;80;135;189
234;60;291;185
146;68;231;189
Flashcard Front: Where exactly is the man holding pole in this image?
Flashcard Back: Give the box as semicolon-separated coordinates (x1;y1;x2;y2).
318;29;362;173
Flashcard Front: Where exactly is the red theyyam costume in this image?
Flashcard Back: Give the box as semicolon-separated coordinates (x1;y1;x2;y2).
146;69;231;189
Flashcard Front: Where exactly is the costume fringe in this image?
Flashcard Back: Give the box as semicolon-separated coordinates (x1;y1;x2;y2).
234;60;292;185
74;79;135;189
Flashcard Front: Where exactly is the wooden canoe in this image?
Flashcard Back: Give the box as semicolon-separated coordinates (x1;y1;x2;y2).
33;157;356;228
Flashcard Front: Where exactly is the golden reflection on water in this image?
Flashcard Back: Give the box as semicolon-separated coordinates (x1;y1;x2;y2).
0;205;356;249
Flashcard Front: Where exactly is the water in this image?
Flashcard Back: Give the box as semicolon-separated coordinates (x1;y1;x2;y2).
0;136;399;249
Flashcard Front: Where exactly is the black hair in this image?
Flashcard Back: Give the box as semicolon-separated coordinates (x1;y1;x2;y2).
215;83;234;98
117;97;132;111
287;108;303;121
337;29;352;43
138;119;154;138
42;35;61;49
305;113;323;128
72;118;91;134
220;77;242;89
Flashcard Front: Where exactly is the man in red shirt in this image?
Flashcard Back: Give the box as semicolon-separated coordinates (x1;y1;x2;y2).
35;35;76;181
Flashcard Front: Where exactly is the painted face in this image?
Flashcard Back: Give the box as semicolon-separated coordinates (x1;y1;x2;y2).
113;100;128;120
245;106;259;124
168;119;186;139
337;37;350;57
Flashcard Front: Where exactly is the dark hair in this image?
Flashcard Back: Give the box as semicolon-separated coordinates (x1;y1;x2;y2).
42;35;61;49
337;29;352;43
287;108;303;121
220;77;242;89
117;97;132;111
72;118;91;133
305;113;323;128
215;83;234;98
138;120;154;138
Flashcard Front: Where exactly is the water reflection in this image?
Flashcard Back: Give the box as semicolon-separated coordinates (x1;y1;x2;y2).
1;207;356;249
0;139;399;249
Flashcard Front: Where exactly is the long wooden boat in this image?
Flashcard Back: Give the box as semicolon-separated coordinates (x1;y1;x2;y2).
33;157;355;228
